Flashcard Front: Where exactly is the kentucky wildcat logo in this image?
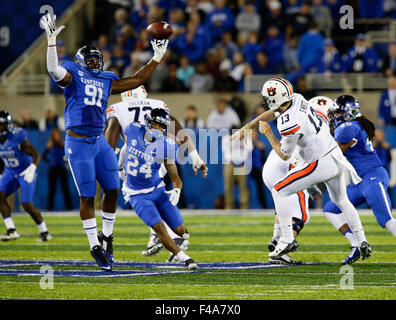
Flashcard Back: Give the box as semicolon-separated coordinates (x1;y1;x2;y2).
267;87;277;96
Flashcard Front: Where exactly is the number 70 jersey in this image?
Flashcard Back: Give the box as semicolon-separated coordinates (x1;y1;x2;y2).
277;93;337;163
106;98;169;133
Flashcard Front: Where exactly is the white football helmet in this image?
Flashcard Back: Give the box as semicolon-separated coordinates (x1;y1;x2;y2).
308;96;335;122
121;85;148;101
261;77;294;112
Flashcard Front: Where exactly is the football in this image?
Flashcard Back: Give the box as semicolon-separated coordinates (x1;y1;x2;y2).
146;21;173;40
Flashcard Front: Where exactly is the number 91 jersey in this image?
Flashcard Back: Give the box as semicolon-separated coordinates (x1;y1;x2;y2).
277;93;337;163
61;61;119;137
106;98;169;132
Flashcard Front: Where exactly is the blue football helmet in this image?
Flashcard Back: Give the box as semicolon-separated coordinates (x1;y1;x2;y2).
0;110;13;136
144;108;170;141
331;95;361;127
75;45;104;71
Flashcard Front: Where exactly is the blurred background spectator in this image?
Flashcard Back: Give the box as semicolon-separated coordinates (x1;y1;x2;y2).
378;76;396;126
221;133;253;209
161;64;187;92
235;1;261;40
382;43;396;76
207;97;240;130
190;62;214;93
342;34;379;73
42;128;72;211
39;109;65;131
176;55;195;89
181;104;205;129
373;128;392;175
19;110;39;130
324;39;343;73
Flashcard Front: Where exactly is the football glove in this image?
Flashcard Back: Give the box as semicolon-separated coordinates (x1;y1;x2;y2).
151;39;169;63
165;188;181;206
118;168;126;181
19;164;36;183
40;13;65;46
189;149;208;177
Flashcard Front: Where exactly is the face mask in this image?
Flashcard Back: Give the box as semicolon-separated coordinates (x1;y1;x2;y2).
147;128;164;141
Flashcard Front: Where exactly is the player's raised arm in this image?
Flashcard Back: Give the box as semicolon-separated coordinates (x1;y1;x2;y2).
111;40;168;94
41;13;72;87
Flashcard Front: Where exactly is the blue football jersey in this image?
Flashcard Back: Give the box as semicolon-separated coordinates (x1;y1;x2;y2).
61;61;119;136
124;123;178;192
333;121;383;176
0;127;32;174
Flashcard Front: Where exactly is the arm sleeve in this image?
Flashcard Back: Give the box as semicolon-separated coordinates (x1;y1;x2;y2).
118;143;127;169
47;46;67;82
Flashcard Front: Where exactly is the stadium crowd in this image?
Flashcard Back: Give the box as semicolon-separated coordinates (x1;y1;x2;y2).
22;0;396;210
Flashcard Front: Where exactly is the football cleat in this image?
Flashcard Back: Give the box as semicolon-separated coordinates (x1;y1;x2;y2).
142;234;163;256
359;241;372;260
90;245;112;272
268;239;278;252
269;254;299;265
341;246;360;265
37;231;52;242
98;231;114;263
0;229;20;241
184;258;198;270
268;239;299;258
166;238;190;263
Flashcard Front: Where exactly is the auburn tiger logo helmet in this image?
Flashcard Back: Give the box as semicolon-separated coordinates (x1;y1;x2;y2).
308;96;335;122
261;78;294;112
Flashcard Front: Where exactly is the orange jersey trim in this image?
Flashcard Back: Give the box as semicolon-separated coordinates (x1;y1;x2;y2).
280;125;300;136
274;161;318;191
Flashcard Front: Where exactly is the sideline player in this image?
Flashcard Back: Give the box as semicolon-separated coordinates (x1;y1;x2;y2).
323;95;396;255
248;78;371;260
0;111;51;242
41;13;168;271
104;86;208;261
122;108;198;270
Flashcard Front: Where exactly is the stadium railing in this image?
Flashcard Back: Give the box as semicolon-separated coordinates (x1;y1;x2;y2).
244;73;389;93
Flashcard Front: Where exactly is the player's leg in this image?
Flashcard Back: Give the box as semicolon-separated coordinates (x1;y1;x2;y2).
324;171;371;260
224;163;235;209
361;170;396;237
323;184;365;264
156;188;191;263
18;174;51;241
0;173;20;240
130;190;197;269
96;135;120;261
65;135;112;271
271;158;337;257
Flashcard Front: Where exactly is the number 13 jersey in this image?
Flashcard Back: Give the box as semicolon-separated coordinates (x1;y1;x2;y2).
277;93;337;163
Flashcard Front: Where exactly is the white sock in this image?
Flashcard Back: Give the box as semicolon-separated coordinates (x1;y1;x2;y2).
101;211;116;237
344;228;359;247
82;218;99;249
385;219;396;237
165;223;179;239
273;222;281;241
150;228;156;236
336;199;367;244
37;221;48;233
4;216;15;230
272;190;294;242
176;250;190;263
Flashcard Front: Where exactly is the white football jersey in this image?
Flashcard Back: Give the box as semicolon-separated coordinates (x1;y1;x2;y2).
106;98;169;132
277;93;337;163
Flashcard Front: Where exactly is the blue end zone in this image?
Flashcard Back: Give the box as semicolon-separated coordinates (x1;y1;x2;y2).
0;259;332;278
